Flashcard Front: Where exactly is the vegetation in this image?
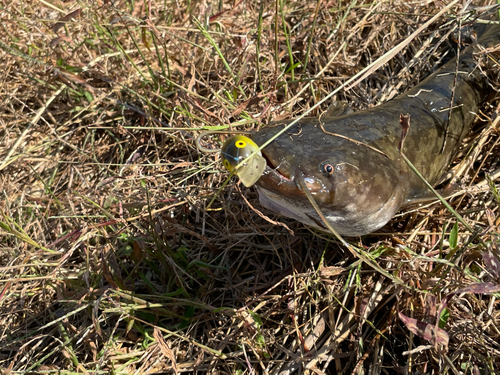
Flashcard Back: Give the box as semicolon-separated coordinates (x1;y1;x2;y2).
0;0;499;373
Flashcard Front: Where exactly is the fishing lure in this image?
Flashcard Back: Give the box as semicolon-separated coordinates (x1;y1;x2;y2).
221;135;266;187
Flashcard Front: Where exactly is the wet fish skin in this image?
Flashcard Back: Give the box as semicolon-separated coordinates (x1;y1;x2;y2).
251;23;499;236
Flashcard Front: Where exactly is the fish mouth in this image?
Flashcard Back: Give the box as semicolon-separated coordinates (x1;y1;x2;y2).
257;150;325;197
258;151;297;191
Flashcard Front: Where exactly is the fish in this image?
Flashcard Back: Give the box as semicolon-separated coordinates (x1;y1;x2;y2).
245;21;499;236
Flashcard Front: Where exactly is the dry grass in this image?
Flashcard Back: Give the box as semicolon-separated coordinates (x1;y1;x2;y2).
0;0;500;373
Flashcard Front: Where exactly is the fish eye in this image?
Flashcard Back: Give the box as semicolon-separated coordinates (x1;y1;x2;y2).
235;140;247;148
321;163;334;175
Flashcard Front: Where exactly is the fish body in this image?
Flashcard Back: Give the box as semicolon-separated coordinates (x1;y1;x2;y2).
251;23;498;236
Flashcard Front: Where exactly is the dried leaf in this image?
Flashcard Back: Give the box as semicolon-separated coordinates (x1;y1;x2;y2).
485;208;496;226
193;351;204;369
398;113;410;152
131;240;145;263
124;145;147;165
398;311;449;347
303;316;326;352
424;294;437;322
231;94;266;117
319;265;344;279
92;298;102;336
87;340;98;362
50;35;73;48
141;26;151;50
153;328;179;375
102;247;125;289
97;176;119;188
438;282;500;319
187;64;196;93
483;251;500;279
101;251;118;289
52;9;82;33
209;0;244;22
452;282;500;295
53;68;87;85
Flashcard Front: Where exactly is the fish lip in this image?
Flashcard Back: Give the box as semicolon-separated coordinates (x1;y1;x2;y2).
257;150;324;195
257;150;297;191
256;165;297;193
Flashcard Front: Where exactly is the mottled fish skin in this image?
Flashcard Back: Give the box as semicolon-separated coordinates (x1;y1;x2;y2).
251;22;499;236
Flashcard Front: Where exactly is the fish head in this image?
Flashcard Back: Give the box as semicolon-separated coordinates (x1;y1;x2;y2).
250;120;404;236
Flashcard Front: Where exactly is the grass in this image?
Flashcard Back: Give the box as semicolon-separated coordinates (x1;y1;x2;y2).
0;0;500;373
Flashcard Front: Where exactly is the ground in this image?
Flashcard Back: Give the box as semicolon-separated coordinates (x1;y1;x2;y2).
0;0;500;374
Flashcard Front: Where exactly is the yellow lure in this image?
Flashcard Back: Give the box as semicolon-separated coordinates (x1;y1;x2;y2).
221;135;266;187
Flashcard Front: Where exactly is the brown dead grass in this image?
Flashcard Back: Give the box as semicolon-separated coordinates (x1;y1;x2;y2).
0;0;500;373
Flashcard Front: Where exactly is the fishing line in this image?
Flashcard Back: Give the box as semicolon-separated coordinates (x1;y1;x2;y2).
195;130;252;153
